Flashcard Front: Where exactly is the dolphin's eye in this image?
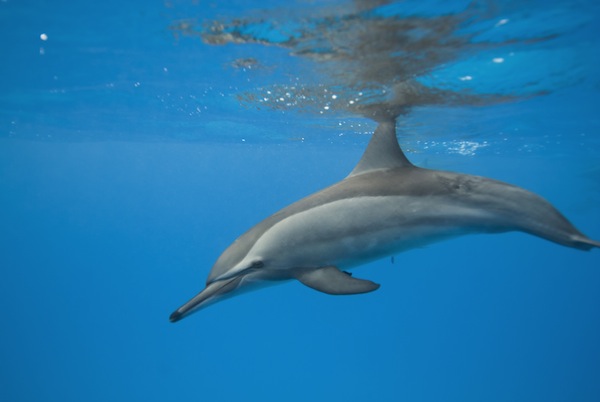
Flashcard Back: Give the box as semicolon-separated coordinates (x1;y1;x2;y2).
250;260;264;269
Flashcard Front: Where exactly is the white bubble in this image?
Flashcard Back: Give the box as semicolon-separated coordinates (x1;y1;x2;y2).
492;57;504;63
40;33;48;41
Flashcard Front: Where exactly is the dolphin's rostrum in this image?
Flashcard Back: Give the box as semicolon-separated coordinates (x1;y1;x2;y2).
170;119;600;322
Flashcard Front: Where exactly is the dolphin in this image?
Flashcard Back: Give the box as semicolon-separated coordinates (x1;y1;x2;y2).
170;119;600;322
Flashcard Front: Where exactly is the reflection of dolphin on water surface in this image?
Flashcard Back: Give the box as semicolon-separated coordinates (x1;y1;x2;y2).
170;118;600;322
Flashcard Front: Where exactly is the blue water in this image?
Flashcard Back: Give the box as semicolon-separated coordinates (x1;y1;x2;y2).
1;1;599;401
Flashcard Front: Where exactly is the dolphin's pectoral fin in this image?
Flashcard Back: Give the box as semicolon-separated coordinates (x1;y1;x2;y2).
295;266;380;295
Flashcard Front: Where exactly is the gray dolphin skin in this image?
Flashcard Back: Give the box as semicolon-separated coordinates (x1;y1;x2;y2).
170;119;600;322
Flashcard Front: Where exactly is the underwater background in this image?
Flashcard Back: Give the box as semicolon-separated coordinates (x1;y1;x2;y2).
1;0;599;401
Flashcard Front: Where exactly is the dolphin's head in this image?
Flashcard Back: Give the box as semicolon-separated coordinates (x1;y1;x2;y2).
168;259;276;322
169;231;281;322
169;275;243;322
169;275;263;323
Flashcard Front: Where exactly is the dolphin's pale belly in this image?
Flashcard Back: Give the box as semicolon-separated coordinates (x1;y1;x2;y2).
248;195;498;270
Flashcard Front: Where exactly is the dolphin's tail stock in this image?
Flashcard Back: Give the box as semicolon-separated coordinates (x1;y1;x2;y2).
509;189;600;252
571;235;600;251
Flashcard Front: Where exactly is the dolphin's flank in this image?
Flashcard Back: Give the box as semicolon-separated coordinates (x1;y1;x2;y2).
170;119;599;322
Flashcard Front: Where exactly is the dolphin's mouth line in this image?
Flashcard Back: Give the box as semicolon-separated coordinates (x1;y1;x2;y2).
206;276;241;291
211;267;257;283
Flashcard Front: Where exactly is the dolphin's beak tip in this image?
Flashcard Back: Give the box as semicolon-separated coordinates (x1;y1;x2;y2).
169;310;183;323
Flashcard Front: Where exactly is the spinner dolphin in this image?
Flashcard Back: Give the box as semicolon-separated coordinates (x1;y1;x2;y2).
170;119;599;322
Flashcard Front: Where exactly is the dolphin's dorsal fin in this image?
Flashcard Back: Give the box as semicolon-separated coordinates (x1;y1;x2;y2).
348;119;413;177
